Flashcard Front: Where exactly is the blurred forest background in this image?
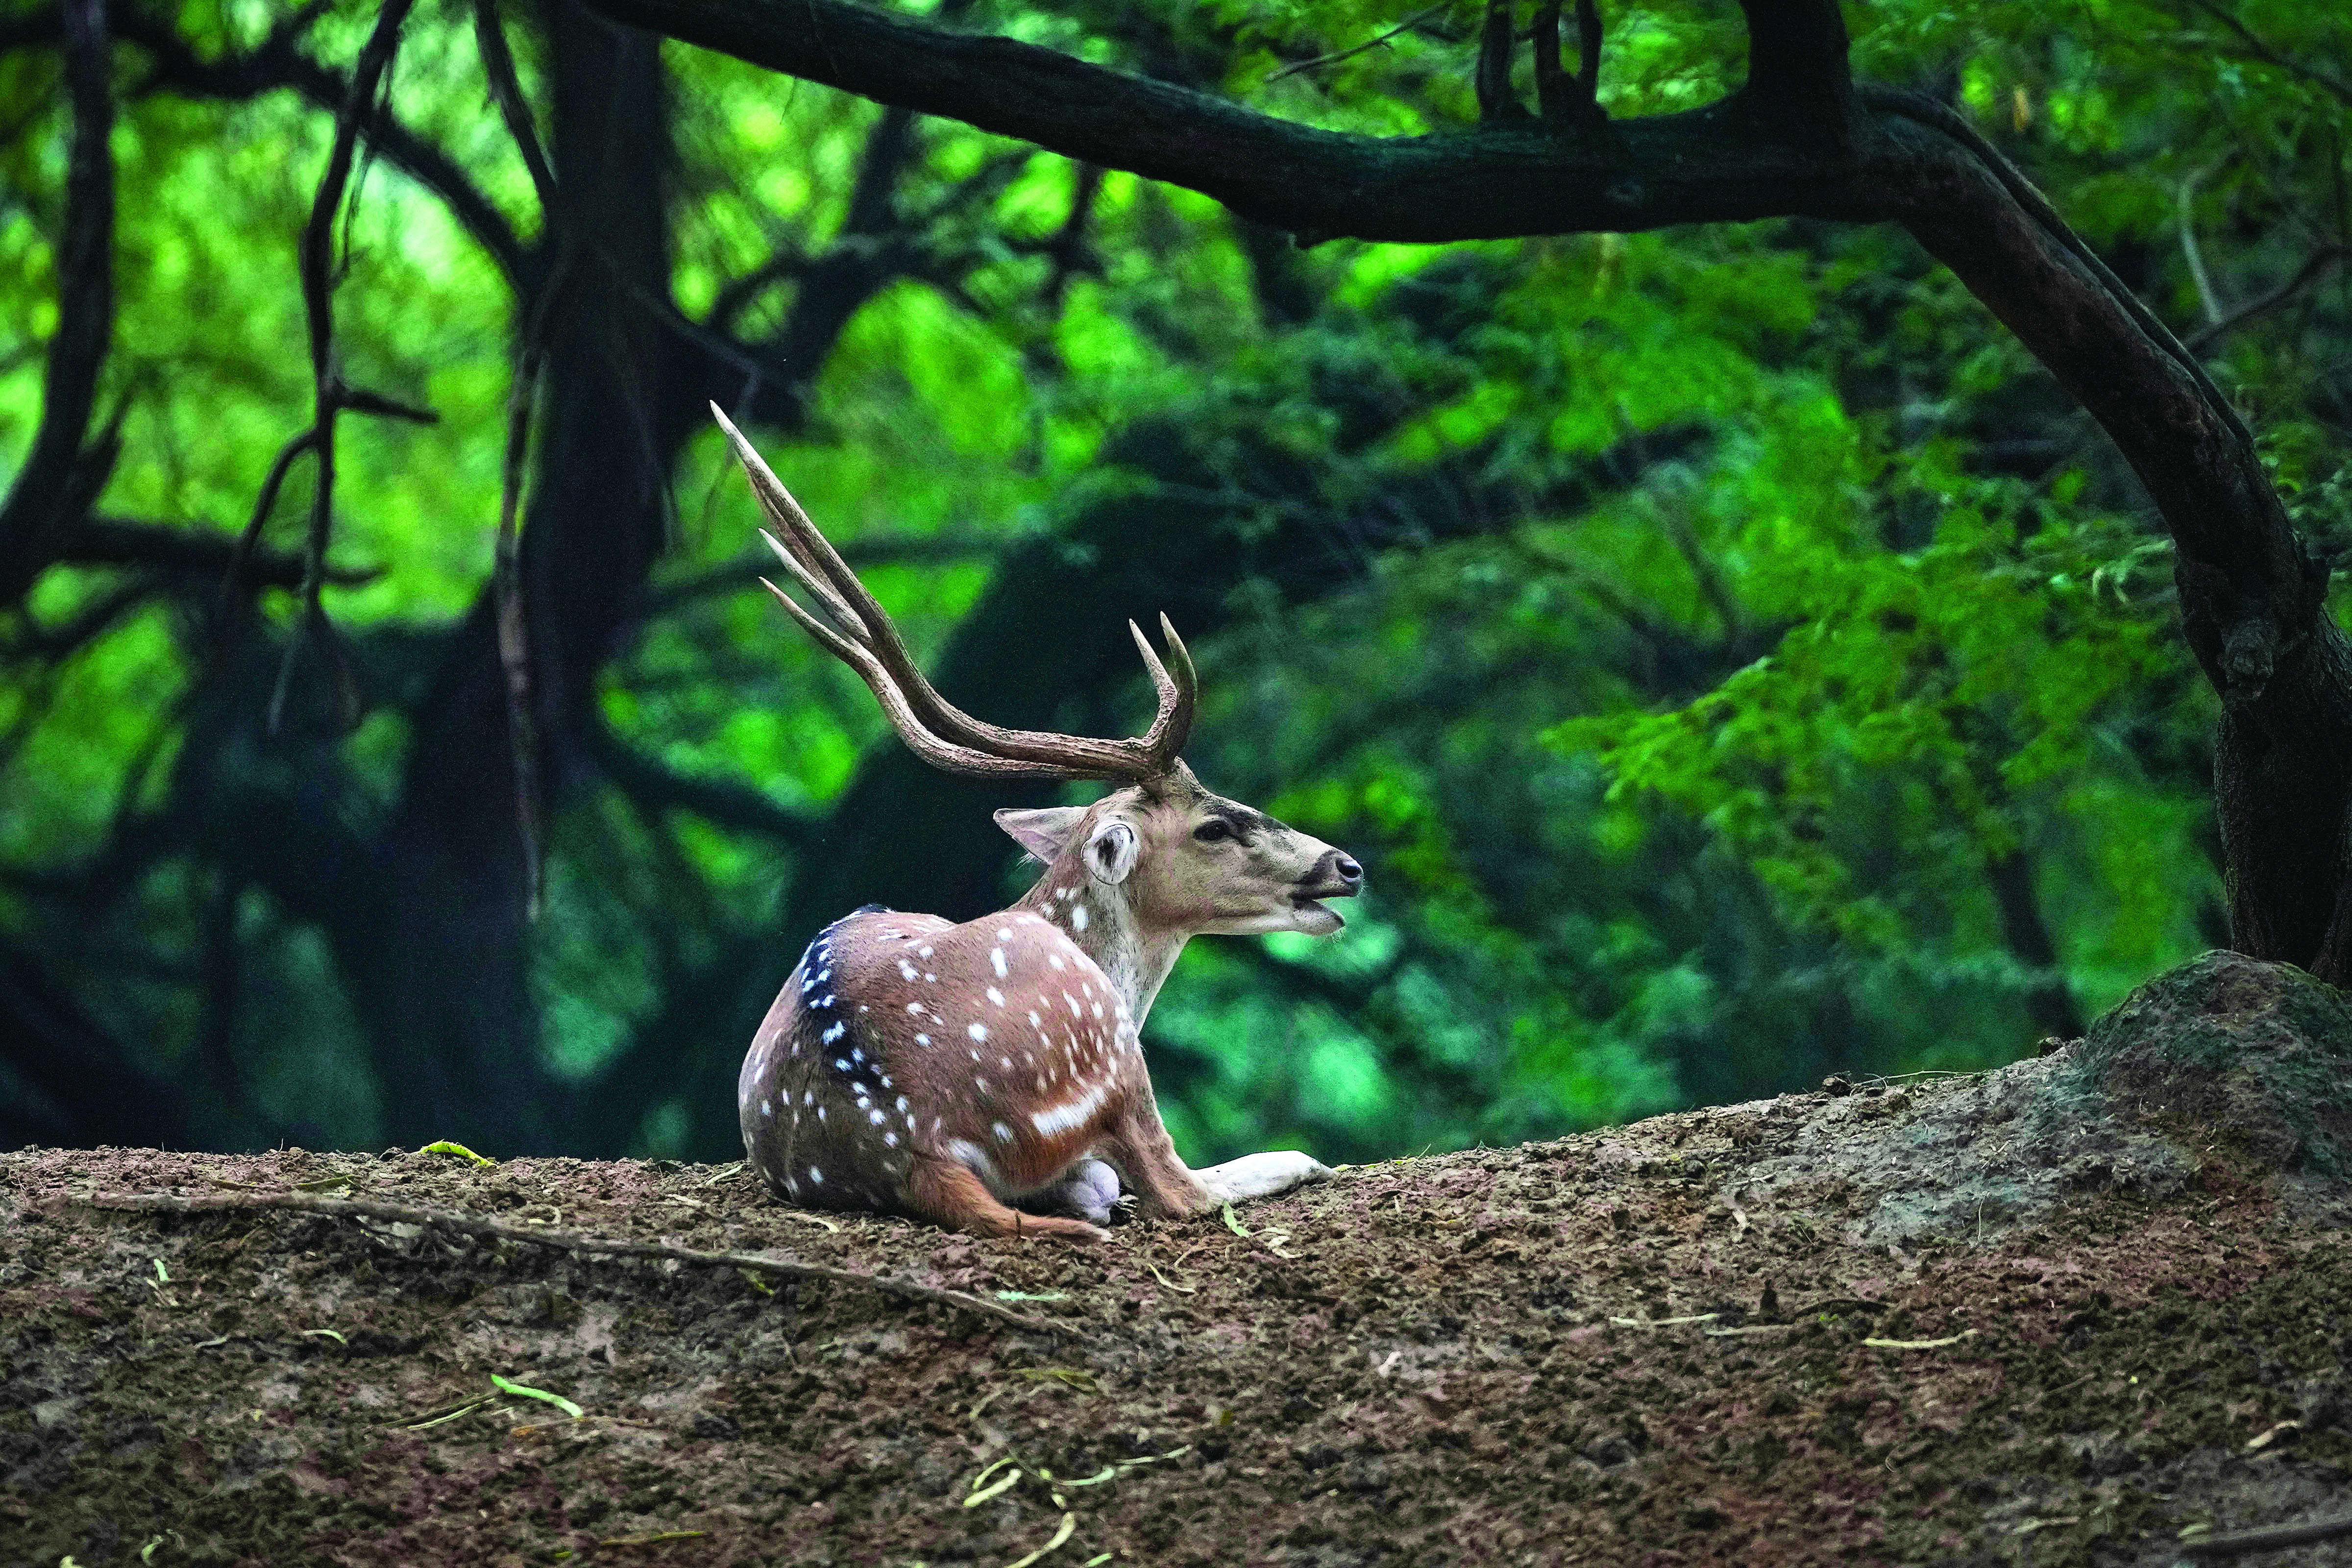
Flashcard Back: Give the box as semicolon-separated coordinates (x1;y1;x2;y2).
0;0;2347;1166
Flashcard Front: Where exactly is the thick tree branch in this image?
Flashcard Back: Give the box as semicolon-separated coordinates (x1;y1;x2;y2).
0;0;115;606
1736;0;1855;145
75;1190;1074;1336
580;0;1883;241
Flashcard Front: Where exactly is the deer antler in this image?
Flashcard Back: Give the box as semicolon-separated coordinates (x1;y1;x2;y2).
712;405;1196;783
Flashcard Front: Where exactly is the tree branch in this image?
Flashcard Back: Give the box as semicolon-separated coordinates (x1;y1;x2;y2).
2178;0;2352;107
2185;243;2349;350
584;720;814;843
0;0;115;606
472;0;557;213
579;0;1885;242
1263;1;1449;86
63;516;380;587
269;0;419;736
38;4;538;287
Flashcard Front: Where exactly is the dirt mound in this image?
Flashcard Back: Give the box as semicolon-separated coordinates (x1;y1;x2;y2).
5;956;2351;1566
1707;952;2352;1258
2065;950;2352;1178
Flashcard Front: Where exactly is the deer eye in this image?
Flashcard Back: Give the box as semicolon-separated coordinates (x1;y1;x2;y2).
1192;820;1234;844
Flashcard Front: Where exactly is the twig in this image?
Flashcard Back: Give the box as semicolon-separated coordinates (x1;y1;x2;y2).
269;0;417;735
2177;164;2227;325
66;516;377;588
470;0;556;211
2186;244;2349;350
2180;1510;2352;1559
223;384;430;610
1265;2;1450;85
495;337;547;917
76;1190;1083;1338
223;427;318;601
2179;0;2352;107
486;225;573;919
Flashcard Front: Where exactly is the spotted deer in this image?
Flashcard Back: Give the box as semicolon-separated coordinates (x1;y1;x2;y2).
714;407;1362;1242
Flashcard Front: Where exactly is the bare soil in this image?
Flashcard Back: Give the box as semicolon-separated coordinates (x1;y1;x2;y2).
5;953;2350;1568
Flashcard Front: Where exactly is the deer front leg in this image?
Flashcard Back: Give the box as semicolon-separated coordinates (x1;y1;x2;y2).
1193;1150;1333;1204
1101;1105;1213;1220
1102;1078;1330;1219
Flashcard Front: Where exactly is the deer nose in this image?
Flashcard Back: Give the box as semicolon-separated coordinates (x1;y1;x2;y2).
1325;851;1364;891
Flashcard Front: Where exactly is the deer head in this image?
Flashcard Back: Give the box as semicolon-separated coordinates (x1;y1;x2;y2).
715;404;1358;1242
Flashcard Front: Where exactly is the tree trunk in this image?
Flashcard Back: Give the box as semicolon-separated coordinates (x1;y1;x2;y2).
366;0;679;1152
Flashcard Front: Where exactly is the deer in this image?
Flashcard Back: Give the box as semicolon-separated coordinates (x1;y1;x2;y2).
713;406;1363;1243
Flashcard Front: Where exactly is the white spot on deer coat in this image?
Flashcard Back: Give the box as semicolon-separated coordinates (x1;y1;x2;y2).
1030;1080;1110;1137
968;1023;989;1042
991;948;1008;979
1071;905;1088;932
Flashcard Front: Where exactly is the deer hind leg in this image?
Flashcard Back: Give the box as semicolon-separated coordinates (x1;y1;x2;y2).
904;1156;1108;1244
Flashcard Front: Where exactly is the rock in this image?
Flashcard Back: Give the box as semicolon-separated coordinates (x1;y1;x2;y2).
2057;950;2352;1177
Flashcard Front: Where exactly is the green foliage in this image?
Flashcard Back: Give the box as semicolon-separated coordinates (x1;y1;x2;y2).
1;0;2346;1163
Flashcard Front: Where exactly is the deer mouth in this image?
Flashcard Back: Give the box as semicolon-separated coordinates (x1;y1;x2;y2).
1290;882;1357;931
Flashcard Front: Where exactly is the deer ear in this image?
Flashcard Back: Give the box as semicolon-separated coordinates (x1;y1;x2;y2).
1085;819;1140;885
995;807;1087;863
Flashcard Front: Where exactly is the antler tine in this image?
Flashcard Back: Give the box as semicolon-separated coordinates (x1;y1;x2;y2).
1157;612;1198;758
758;528;860;638
1128;615;1199;766
716;404;1073;764
756;575;861;667
758;577;1074;781
711;406;861;630
717;406;1194;783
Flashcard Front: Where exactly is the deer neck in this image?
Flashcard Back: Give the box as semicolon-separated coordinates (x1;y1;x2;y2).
1013;865;1187;1029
